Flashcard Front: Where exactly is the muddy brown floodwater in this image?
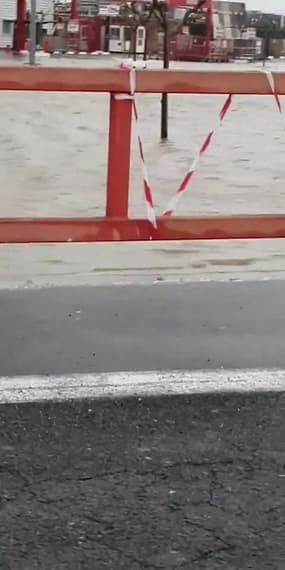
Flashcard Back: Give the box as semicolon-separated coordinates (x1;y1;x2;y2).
0;55;285;287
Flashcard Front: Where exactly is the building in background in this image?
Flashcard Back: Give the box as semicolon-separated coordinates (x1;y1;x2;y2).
167;0;260;61
212;1;260;60
213;0;247;40
247;11;282;31
0;0;53;49
247;10;285;58
7;0;285;59
0;1;16;48
47;0;255;59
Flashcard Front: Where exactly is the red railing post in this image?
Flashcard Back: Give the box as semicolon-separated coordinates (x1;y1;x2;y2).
106;94;132;218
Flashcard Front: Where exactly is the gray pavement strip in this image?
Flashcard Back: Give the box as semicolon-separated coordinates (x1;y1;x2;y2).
0;369;285;404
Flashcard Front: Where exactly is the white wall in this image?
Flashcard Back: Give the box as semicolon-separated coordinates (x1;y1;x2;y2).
0;0;16;48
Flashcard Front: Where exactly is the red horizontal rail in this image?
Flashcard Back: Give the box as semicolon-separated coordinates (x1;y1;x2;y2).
1;67;284;245
0;66;285;94
1;216;285;243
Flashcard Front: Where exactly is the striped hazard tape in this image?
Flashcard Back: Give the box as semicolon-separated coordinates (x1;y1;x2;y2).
116;63;157;230
162;70;283;218
116;67;282;226
266;71;283;118
162;93;233;217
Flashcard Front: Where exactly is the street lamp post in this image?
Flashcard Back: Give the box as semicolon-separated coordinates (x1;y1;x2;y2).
29;0;37;65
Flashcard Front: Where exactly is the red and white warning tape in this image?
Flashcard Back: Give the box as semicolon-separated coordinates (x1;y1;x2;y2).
162;93;233;217
266;71;283;118
116;67;283;226
162;70;285;217
116;63;157;229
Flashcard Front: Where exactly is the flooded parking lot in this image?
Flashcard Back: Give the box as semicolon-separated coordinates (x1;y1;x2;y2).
1;55;285;287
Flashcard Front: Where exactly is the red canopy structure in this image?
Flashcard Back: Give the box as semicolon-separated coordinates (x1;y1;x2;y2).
14;0;26;52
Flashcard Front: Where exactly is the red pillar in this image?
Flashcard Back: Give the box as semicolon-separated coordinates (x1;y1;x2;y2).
14;0;26;53
70;0;78;19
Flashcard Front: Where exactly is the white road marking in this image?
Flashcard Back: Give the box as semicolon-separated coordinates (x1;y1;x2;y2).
0;273;285;290
0;369;284;404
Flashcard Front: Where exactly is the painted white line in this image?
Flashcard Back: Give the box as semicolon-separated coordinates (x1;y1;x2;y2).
0;369;284;404
0;272;285;290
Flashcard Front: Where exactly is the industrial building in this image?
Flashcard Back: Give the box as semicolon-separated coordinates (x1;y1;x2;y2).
3;1;285;60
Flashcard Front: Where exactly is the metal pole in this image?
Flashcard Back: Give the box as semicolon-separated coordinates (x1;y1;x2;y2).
143;27;148;60
262;26;271;67
160;17;169;140
29;0;37;65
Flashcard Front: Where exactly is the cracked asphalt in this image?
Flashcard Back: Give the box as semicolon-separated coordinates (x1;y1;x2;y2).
0;281;285;568
0;393;285;569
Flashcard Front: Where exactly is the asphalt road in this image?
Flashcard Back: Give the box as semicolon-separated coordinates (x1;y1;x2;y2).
1;281;285;569
0;392;285;570
1;280;285;376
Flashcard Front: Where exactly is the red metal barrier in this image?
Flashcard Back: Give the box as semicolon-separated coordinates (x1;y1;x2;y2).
1;66;285;244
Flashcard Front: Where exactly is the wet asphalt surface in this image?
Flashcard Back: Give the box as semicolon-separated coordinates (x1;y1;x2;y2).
1;280;285;376
0;281;285;569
